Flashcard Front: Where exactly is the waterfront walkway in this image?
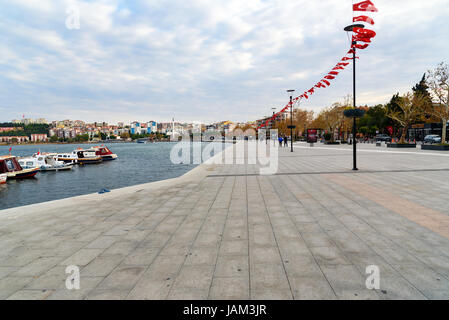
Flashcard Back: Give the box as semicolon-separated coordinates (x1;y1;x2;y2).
1;142;449;299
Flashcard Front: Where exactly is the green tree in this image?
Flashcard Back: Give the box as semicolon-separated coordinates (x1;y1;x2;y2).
426;62;449;143
387;92;427;143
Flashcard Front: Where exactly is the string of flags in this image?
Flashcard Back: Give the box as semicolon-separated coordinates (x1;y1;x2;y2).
258;0;378;129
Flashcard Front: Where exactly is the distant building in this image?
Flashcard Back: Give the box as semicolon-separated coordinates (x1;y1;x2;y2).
147;121;157;134
0;136;29;143
30;134;48;142
35;118;47;124
22;118;34;125
130;122;141;134
0;127;20;133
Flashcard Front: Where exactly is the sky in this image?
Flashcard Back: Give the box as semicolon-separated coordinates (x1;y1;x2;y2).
0;0;448;124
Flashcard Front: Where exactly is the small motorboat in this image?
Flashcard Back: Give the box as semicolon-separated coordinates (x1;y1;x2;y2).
19;153;73;172
0;155;39;179
87;145;118;161
57;148;102;165
0;173;7;184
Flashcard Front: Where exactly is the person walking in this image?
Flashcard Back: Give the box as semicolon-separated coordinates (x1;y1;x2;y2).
284;136;288;147
278;136;283;147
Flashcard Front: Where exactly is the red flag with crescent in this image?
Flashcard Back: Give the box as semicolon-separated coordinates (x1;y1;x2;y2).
353;1;378;12
353;27;376;39
352;43;369;50
353;35;371;43
353;15;375;25
315;82;326;88
321;79;331;86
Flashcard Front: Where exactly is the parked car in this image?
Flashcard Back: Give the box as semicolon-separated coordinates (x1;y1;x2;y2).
375;134;392;142
424;135;441;144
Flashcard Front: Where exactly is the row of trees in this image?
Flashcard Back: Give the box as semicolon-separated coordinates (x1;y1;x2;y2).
270;62;449;144
0;123;50;137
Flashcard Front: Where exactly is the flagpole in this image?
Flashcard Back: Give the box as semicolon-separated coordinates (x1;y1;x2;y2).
352;43;358;171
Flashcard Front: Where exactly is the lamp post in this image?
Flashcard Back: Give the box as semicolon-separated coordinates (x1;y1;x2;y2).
344;24;364;171
287;89;295;152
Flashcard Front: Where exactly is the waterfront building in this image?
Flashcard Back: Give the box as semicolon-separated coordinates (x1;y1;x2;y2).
0;136;30;143
130;121;141;134
30;133;48;142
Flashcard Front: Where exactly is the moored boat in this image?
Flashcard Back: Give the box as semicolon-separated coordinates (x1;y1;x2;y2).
0;155;39;179
56;149;102;165
19;153;73;172
87;145;118;161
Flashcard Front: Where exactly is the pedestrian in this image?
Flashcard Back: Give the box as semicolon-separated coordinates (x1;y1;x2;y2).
278;136;283;147
284;136;288;147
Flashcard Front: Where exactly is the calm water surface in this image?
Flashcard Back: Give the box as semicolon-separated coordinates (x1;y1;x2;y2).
0;142;209;210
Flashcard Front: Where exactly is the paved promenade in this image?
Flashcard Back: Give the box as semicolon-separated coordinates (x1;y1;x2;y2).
1;142;449;299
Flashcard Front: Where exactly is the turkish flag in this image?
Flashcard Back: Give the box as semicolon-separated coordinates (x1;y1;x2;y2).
328;71;339;75
352;43;369;50
315;82;326;88
337;62;349;67
308;88;315;95
347;49;355;55
353;27;376;39
341;57;359;61
333;66;345;71
353;35;371;43
386;126;393;136
353;15;375;25
303;93;309;99
353;0;378;12
321;79;331;86
325;75;335;80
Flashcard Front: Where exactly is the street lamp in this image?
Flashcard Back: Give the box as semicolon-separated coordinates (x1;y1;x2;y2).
344;24;365;170
287;89;295;152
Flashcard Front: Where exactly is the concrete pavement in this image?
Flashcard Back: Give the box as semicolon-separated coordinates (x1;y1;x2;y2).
1;142;449;300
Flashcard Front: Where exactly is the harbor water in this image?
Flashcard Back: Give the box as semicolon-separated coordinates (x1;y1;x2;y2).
0;142;213;210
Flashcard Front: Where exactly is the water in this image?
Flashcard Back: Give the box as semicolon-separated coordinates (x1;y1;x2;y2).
0;142;208;210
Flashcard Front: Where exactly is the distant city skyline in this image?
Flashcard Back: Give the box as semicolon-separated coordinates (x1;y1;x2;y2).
1;1;448;124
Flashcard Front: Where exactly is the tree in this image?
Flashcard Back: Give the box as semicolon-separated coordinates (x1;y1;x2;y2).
387;92;426;143
120;132;130;140
323;105;345;142
426;62;449;143
413;74;433;121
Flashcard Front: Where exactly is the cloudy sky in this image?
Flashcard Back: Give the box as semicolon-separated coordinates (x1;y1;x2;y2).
0;0;448;124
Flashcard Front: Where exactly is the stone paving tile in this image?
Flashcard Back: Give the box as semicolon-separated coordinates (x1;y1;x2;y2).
6;289;53;300
214;256;249;278
209;277;250;300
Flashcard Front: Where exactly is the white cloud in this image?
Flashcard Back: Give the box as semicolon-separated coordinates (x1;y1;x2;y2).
0;0;448;123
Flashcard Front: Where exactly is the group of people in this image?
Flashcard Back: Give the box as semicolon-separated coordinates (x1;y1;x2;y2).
277;136;289;147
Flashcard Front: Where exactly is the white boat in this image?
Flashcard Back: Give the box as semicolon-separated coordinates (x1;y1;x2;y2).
56;148;102;165
86;145;118;161
0;155;39;179
0;173;7;184
18;153;73;172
